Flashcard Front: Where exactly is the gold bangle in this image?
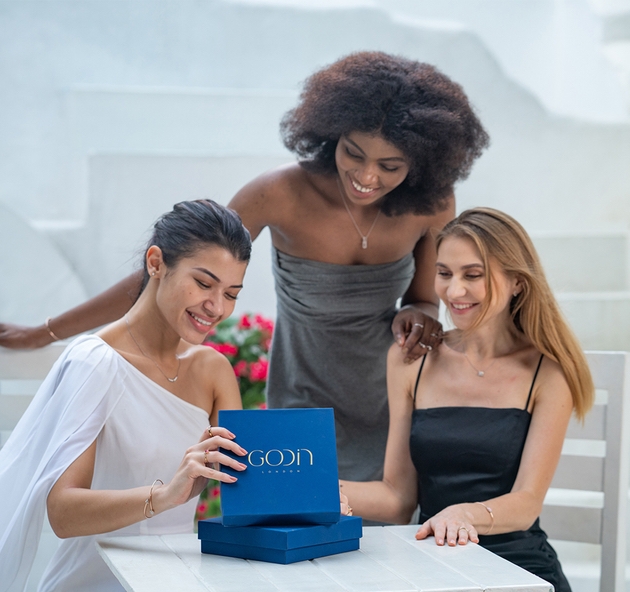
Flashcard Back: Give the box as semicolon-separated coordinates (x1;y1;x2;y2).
45;317;61;341
143;479;163;519
475;501;495;535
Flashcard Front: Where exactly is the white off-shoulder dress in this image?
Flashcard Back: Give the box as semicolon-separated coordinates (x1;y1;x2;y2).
0;335;209;592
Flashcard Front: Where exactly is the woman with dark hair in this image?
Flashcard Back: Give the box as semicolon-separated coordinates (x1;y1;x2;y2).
0;200;251;592
0;52;489;483
341;208;594;590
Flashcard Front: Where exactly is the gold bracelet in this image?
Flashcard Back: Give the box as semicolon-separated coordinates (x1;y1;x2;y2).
143;479;163;519
45;317;61;341
475;501;495;535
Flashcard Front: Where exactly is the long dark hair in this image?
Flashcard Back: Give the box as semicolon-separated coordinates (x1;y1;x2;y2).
140;200;251;291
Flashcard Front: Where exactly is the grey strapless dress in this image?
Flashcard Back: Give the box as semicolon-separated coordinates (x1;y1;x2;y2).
267;247;415;481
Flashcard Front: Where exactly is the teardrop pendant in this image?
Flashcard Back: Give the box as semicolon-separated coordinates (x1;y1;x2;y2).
477;371;484;377
362;237;368;249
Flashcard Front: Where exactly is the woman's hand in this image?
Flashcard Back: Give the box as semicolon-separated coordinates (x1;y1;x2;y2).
0;322;54;349
392;306;443;364
340;487;353;516
415;504;479;546
153;426;248;513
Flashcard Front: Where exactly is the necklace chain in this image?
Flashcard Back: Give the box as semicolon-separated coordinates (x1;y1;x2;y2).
125;316;180;383
336;178;381;249
462;351;497;378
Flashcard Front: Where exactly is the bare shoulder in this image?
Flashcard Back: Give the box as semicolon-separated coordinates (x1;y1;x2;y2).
387;342;424;401
185;343;236;383
533;354;573;408
229;163;302;212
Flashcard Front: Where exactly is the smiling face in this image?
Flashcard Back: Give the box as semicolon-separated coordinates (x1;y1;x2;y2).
149;244;248;344
435;236;520;332
334;131;409;206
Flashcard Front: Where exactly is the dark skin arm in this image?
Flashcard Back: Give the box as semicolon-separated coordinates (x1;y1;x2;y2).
391;195;455;363
0;272;142;349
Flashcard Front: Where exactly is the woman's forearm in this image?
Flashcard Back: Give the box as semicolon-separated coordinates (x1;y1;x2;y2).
340;479;416;525
47;484;160;538
48;271;143;339
0;271;143;349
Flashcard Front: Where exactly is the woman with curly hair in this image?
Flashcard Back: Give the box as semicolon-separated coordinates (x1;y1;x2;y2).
0;52;489;482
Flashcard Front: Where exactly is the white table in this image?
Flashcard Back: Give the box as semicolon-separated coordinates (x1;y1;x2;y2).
97;525;552;592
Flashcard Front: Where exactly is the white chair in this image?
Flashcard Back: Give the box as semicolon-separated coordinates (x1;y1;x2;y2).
540;351;630;592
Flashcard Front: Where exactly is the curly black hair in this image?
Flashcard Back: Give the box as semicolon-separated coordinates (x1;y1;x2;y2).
280;52;489;216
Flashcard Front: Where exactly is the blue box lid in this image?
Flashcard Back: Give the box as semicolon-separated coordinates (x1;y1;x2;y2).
219;408;340;526
198;516;362;550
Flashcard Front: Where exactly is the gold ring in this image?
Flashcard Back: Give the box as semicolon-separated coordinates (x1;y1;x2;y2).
207;426;213;437
347;506;353;516
458;526;468;532
204;449;210;466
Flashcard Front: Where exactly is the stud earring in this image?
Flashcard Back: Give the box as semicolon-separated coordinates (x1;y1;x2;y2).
513;291;519;297
151;272;156;277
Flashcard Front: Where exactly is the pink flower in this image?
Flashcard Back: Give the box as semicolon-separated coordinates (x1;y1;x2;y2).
205;342;238;357
258;402;267;410
210;486;220;499
196;502;208;516
233;360;248;377
239;314;252;329
254;314;274;334
249;359;269;382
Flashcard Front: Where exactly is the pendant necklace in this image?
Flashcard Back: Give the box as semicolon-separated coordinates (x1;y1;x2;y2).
336;178;381;249
463;351;497;378
125;315;180;383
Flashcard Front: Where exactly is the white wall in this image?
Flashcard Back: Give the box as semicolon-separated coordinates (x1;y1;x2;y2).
1;0;629;332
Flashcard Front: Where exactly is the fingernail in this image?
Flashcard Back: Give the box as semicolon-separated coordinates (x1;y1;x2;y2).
229;476;238;482
238;463;247;469
239;447;247;454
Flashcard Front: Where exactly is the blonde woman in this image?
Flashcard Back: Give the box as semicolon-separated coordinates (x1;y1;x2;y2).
341;208;593;591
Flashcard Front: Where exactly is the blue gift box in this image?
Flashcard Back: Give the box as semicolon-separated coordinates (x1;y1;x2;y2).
198;516;362;564
218;408;340;527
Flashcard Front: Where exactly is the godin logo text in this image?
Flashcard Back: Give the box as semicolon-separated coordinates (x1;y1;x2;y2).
247;449;313;473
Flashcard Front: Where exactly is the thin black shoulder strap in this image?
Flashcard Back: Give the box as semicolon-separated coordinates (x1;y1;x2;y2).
525;354;544;411
413;354;428;404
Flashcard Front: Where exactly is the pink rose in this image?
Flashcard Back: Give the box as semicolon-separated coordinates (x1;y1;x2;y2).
196;502;208;516
239;314;252;329
205;342;238;357
258;402;267;410
254;314;274;334
249;359;269;382
233;360;248;377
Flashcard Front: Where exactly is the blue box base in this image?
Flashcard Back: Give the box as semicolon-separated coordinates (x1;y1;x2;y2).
198;516;363;564
200;537;360;564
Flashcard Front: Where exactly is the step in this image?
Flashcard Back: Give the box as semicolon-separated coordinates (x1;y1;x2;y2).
556;291;630;350
531;233;629;293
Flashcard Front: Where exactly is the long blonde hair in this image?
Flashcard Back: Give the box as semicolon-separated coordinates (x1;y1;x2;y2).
436;207;594;419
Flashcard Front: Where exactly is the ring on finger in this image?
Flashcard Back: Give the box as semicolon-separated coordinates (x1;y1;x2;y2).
207;425;213;437
413;323;424;329
204;449;210;466
347;506;353;516
430;332;439;338
458;526;468;533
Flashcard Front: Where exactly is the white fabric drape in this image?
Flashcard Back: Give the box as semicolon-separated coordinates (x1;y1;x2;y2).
0;336;208;592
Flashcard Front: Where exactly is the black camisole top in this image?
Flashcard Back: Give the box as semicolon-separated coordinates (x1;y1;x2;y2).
409;354;542;525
